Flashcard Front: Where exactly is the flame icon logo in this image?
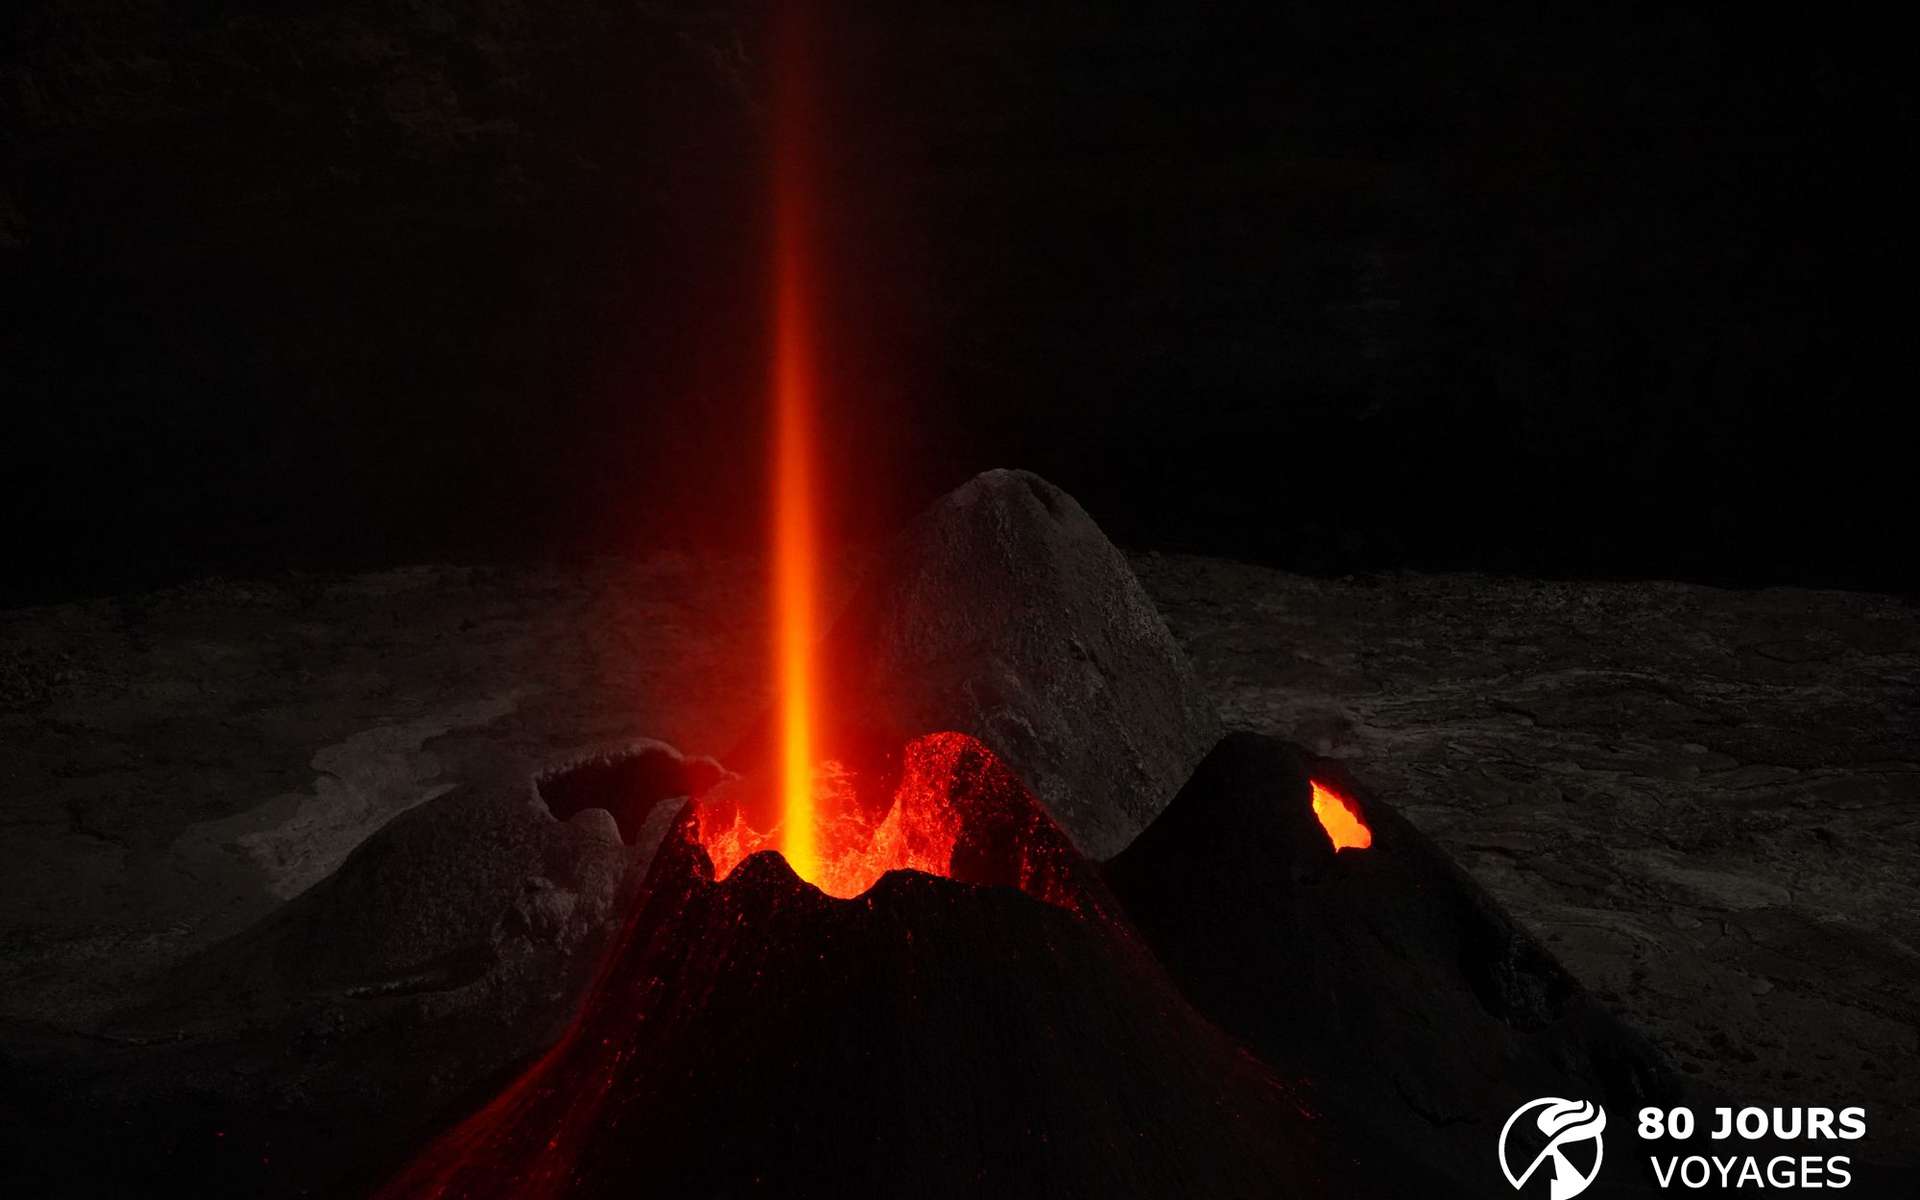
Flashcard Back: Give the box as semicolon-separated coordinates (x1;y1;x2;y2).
1499;1097;1607;1200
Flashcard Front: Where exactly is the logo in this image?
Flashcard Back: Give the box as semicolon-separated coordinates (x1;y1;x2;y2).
1500;1097;1607;1200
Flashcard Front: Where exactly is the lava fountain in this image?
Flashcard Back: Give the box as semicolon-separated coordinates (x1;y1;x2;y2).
770;0;826;884
738;0;970;898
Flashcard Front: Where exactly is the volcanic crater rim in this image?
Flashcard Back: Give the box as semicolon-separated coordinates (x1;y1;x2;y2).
534;740;731;845
693;842;1071;911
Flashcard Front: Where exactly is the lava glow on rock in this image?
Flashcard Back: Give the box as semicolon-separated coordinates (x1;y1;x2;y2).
375;730;1097;1199
1311;780;1373;851
698;734;971;899
697;730;1095;912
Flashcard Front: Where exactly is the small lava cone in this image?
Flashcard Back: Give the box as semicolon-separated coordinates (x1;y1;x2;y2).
1106;731;1680;1195
378;733;1367;1200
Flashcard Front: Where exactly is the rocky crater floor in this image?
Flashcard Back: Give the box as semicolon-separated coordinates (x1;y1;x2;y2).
2;553;1915;1162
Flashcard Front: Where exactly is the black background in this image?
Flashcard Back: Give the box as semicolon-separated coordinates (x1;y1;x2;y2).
4;3;1914;605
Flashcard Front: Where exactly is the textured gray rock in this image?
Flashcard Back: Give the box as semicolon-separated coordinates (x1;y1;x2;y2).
189;739;720;1004
169;694;517;903
0;740;727;1196
0;559;768;1036
824;469;1219;859
177;771;625;1006
1132;554;1920;1166
3;551;1915;1184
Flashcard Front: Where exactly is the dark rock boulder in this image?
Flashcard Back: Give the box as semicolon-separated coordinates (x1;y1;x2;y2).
821;469;1218;859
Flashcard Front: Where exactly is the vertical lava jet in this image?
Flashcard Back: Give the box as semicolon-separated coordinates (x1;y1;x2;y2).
693;6;994;899
770;0;824;882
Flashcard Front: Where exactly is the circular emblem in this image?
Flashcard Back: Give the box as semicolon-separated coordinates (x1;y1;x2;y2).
1499;1097;1607;1200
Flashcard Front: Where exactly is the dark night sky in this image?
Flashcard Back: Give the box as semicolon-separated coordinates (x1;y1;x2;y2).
3;3;1915;604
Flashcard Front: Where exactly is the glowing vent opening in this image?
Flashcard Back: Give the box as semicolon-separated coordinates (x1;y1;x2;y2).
1311;780;1373;851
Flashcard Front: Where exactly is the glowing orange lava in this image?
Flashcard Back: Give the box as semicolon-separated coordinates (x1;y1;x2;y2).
770;0;824;883
1311;780;1373;851
698;733;972;899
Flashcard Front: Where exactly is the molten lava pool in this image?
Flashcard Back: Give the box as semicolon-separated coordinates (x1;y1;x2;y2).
696;732;973;898
690;730;1096;911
